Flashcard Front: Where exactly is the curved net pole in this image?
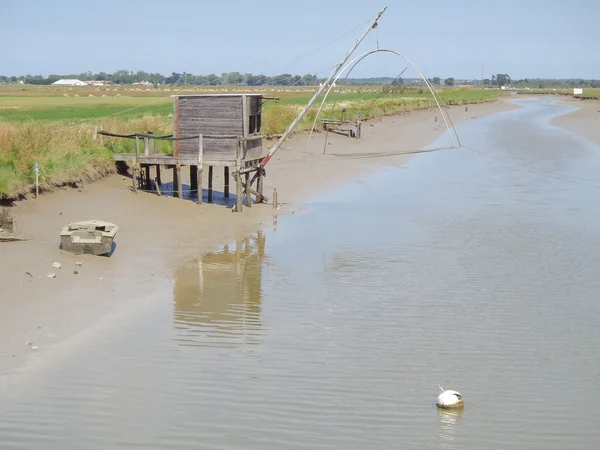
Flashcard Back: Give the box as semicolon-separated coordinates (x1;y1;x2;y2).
307;48;461;148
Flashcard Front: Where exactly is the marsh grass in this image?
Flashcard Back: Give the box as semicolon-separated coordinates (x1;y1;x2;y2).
0;86;505;198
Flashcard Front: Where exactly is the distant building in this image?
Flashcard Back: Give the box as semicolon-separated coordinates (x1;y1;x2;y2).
51;79;87;86
574;88;583;95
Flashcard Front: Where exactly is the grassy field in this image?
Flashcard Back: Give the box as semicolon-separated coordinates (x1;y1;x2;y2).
0;84;506;199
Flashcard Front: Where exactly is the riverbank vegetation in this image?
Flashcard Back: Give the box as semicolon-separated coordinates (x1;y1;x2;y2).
0;85;506;199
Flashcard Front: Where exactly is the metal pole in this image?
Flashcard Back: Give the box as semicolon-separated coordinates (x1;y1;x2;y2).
259;5;388;169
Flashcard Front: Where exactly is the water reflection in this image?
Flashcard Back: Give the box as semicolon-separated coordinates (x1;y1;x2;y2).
437;408;464;449
173;231;267;347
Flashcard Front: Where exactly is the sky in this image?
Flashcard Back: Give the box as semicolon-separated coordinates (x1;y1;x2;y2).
2;0;599;80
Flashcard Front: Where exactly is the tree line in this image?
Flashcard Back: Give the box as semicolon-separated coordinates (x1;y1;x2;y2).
2;70;600;89
0;70;323;87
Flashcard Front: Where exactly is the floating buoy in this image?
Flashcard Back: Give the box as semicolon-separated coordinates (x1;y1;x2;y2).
436;385;464;409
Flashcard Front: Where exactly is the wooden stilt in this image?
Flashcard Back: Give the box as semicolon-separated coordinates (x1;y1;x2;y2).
224;166;230;198
190;166;198;193
273;188;278;209
197;134;203;205
173;165;181;198
144;165;151;190
257;169;264;203
132;164;137;194
234;140;243;212
245;172;252;208
197;165;203;204
208;166;213;203
156;165;162;187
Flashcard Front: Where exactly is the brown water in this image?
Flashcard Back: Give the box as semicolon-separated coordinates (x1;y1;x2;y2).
1;98;600;449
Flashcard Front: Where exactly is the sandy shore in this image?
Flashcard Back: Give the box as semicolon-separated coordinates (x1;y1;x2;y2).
551;98;600;145
0;100;517;375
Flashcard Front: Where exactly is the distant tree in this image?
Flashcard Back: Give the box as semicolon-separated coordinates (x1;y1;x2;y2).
226;72;244;85
391;77;404;86
300;74;318;86
495;73;510;87
444;77;455;86
206;74;221;85
165;72;181;85
432;77;441;86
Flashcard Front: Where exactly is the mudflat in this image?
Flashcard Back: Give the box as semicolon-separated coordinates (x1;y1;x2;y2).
0;101;516;374
551;98;600;145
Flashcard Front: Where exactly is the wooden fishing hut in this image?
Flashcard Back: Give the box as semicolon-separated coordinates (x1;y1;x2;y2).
112;93;267;211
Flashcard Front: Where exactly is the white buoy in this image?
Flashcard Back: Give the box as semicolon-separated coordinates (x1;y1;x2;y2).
436;385;464;409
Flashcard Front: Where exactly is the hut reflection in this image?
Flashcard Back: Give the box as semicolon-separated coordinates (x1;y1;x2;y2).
173;231;267;347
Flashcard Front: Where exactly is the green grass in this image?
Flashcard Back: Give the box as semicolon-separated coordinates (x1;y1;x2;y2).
0;85;506;199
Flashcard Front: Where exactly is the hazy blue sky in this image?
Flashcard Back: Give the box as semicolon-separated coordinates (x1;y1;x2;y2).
2;0;599;79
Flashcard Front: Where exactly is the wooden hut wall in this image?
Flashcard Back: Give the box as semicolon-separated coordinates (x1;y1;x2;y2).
173;95;264;161
174;96;244;158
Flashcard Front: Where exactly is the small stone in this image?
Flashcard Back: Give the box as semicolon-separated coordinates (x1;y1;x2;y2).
47;273;56;279
31;345;39;351
52;262;62;269
25;341;32;346
75;262;83;266
73;269;78;275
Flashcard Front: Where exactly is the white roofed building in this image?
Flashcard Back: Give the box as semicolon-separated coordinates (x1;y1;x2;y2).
51;79;88;86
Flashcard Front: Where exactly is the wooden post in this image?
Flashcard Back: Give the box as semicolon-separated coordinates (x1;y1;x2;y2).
134;136;140;189
148;131;154;155
208;166;213;203
156;165;162;187
198;134;203;205
224;166;230;198
257;169;264;203
272;188;278;209
173;165;181;198
245;172;252;208
144;165;151;190
190;166;198;193
34;162;40;199
235;140;243;212
144;137;149;156
93;126;98;141
132;164;137;194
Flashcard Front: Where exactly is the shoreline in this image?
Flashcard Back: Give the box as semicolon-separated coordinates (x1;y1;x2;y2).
549;97;600;145
0;100;517;376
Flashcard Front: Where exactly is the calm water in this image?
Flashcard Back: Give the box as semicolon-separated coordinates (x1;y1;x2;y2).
2;98;600;449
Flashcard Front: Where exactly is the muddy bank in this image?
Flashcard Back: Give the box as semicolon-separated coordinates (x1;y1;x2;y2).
551;98;600;145
0;101;516;374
